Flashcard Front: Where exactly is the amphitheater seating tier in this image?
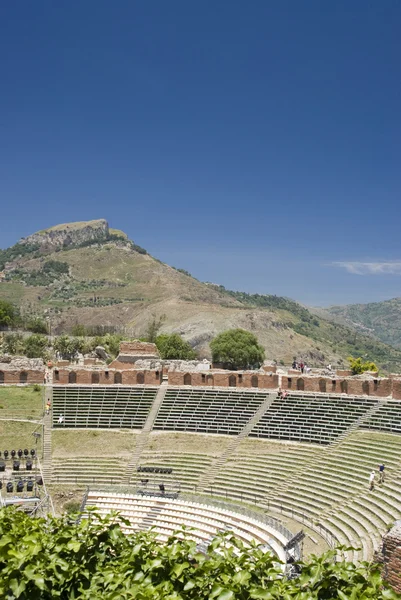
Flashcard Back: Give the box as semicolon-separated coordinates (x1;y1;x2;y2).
47;385;401;563
153;389;270;435
133;451;213;491
51;457;126;486
51;386;158;429
361;400;401;434
85;492;288;563
250;393;378;444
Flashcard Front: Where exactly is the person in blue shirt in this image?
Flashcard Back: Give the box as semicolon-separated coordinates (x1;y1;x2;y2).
379;463;385;484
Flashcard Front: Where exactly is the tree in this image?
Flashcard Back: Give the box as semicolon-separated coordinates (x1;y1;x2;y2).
348;356;378;375
53;335;84;360
210;329;265;369
26;317;48;334
156;333;197;360
0;300;16;327
145;314;165;343
0;507;397;599
1;333;24;355
23;334;49;359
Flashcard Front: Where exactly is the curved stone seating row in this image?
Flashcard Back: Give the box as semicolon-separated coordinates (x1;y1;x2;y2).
210;432;401;562
85;492;288;562
133;451;213;490
250;394;378;444
362;401;401;435
51;457;125;486
52;386;158;429
154;388;270;436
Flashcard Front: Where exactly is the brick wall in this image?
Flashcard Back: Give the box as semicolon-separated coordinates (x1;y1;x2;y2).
381;522;401;593
168;371;279;389
53;368;162;385
262;365;277;373
119;341;159;356
0;369;44;384
392;380;401;400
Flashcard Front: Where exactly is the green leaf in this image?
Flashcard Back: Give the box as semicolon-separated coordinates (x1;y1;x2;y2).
216;591;234;600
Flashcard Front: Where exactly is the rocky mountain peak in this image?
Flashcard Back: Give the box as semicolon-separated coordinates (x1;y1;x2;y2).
19;219;110;251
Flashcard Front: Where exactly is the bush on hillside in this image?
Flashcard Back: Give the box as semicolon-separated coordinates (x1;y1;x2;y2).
0;507;397;599
156;333;197;360
23;334;49;359
210;329;265;370
0;300;17;328
25;317;48;334
348;356;379;375
1;333;25;355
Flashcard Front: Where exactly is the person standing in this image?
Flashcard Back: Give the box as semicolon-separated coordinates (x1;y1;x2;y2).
369;470;375;491
379;463;385;483
300;362;304;374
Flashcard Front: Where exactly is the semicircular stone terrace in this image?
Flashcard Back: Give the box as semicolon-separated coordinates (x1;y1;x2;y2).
49;385;401;562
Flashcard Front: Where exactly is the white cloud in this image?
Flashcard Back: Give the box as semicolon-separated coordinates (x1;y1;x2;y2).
332;261;401;275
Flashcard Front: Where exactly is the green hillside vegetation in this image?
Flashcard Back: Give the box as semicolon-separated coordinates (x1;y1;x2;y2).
2;220;401;370
0;508;398;600
320;298;401;350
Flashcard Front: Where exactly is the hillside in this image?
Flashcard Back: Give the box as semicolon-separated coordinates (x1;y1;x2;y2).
316;298;401;350
2;219;401;370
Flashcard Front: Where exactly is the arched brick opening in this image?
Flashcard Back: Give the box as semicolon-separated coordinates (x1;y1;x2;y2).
340;380;348;394
91;372;100;384
228;374;236;387
136;372;145;384
251;375;258;388
207;374;214;386
20;372;28;384
114;372;122;384
0;371;4;384
68;372;77;384
297;378;304;391
319;379;326;393
183;373;192;386
362;380;370;395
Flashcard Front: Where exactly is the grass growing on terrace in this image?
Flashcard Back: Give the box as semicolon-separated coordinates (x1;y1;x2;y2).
0;420;42;456
52;429;139;457
0;386;43;419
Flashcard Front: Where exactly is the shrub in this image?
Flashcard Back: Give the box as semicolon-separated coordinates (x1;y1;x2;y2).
0;508;397;599
210;329;265;370
348;357;379;375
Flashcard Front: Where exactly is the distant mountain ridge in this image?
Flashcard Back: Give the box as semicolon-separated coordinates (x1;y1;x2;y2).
1;219;401;371
316;298;401;350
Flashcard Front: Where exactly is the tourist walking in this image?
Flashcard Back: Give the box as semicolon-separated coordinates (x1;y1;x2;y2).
379;463;385;483
300;362;304;374
369;470;375;490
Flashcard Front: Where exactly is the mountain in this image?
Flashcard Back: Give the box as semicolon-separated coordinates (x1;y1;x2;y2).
2;219;401;370
315;298;401;350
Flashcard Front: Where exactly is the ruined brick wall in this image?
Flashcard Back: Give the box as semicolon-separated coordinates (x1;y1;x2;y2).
381;522;401;593
119;341;159;356
262;365;277;373
168;371;278;389
372;378;392;397
392;380;401;400
0;369;44;384
53;368;161;385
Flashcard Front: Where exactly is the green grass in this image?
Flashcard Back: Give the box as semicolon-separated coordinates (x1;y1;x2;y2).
0;420;43;456
0;386;43;419
52;429;139;457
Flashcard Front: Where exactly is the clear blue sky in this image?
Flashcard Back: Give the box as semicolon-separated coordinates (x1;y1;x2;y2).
1;1;400;306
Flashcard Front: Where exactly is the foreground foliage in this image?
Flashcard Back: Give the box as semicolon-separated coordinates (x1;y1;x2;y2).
0;508;398;600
